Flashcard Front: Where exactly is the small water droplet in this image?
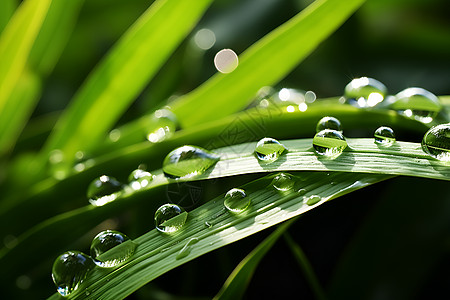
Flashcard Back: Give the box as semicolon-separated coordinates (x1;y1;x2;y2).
90;230;136;268
128;168;153;189
313;130;347;158
390;87;441;123
298;189;307;196
52;251;95;297
344;77;387;107
87;175;122;206
316;116;342;133
162;146;220;179
205;221;212;228
374;126;396;146
255;137;287;163
176;238;199;260
224;188;250;213
155;204;188;233
305;195;322;206
85;290;91;296
271;173;295;191
421;123;450;162
147;109;179;143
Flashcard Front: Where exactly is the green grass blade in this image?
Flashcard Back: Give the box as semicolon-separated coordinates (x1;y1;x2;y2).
46;171;388;300
3;135;448;284
29;0;85;76
214;218;297;300
0;69;41;156
0;0;16;33
0;0;51;116
170;0;367;127
283;232;327;300
41;0;213;165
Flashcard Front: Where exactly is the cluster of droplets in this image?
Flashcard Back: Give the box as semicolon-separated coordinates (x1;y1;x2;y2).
343;77;443;124
52;230;136;296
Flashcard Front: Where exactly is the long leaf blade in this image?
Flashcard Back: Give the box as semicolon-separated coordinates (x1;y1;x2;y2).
170;0;367;127
41;0;213;164
0;0;51;116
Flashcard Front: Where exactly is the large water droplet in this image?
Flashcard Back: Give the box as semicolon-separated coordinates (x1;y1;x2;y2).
147;109;179;143
313;130;347;158
305;195;322;206
316;116;342;133
344;77;387;108
90;230;136;268
390;87;441;123
214;49;238;73
255;137;287;163
224;188;250;213
374;126;396;146
128;168;153;190
162;146;220;179
271;173;295;191
176;238;199;260
87;175;122;206
52;251;95;297
421;123;450;162
155;204;188;233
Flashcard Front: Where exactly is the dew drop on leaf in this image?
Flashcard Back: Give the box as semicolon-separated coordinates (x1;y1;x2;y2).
128;168;153;189
162;146;220;179
155;204;188;233
344;77;387;108
271;173;295;191
176;238;199;260
390;87;441;123
305;195;322;206
147;109;180;143
90;230;136;268
224;188;250;213
421;123;450;162
374;126;396;146
52;251;94;297
313;130;347;158
87;175;123;206
316;116;342;133
255;137;287;163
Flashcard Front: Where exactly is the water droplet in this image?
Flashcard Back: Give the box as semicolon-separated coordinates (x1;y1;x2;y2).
176;238;199;260
305;195;322;206
344;77;387;107
214;49;238;73
155;204;188;233
298;189;307;196
87;175;123;206
52;251;95;297
421;123;450;162
316;116;342;133
224;188;250;213
147;109;179;143
162;146;220;179
255;137;287;163
85;290;91;296
128;168;153;189
271;173;295;191
205;221;212;228
313;130;347;158
390;87;441;123
374;126;396;146
90;230;136;268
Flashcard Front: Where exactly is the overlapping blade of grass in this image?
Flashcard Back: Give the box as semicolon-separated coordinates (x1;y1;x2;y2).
0;0;52;153
47;171;389;300
0;69;41;156
3;137;449;283
214;219;297;300
41;0;213;165
29;0;85;76
170;0;367;127
0;0;16;32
